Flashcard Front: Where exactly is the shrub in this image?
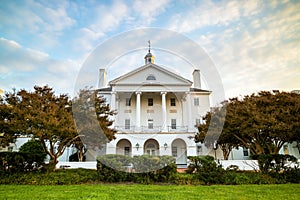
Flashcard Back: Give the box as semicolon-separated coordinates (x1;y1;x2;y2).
96;154;176;183
19;139;46;168
131;155;175;173
0;151;45;173
282;167;300;183
186;155;225;185
252;154;298;173
0;168;100;185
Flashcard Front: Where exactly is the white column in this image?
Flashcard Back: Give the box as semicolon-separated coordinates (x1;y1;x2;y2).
135;92;141;132
186;92;193;132
161;92;167;132
110;92;116;127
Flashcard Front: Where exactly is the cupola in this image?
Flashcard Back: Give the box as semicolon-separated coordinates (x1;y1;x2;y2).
144;40;155;64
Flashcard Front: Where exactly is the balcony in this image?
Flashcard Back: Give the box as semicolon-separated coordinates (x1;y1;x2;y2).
167;126;188;132
114;125;188;133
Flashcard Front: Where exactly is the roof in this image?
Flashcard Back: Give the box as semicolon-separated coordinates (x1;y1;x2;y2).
96;87;112;92
109;63;192;86
190;88;211;93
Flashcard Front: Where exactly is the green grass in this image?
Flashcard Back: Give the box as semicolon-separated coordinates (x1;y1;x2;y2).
0;184;299;200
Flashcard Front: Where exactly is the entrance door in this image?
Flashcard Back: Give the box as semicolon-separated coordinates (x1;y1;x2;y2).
144;139;159;156
116;139;132;156
171;139;187;165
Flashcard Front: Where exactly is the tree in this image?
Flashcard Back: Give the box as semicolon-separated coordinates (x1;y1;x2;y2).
0;89;22;147
72;88;117;161
0;97;14;147
4;86;78;169
19;139;47;166
231;91;300;155
196;91;300;157
196;104;240;160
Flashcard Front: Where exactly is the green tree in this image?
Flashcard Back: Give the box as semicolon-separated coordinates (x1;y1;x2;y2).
196;104;240;160
4;86;78;169
72;88;117;161
19;139;47;165
196;91;300;156
0;89;22;147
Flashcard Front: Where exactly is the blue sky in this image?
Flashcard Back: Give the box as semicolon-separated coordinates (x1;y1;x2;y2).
0;0;299;100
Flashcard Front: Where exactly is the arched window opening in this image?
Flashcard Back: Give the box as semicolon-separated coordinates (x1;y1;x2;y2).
146;75;156;80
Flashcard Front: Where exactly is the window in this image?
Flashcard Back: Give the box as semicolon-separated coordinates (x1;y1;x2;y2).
124;147;130;156
171;119;176;129
125;119;130;129
243;147;249;156
146;75;156;80
170;98;176;106
125;98;131;106
172;146;177;157
194;98;199;106
148;119;153;129
148;98;153;106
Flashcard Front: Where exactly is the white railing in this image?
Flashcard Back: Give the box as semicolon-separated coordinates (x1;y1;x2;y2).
115;125;189;133
167;126;188;132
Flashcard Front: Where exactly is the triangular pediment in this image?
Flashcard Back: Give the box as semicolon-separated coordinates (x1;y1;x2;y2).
109;63;192;86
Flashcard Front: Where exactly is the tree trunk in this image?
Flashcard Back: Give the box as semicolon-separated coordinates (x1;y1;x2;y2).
222;150;230;160
48;156;58;171
220;145;231;160
78;150;83;162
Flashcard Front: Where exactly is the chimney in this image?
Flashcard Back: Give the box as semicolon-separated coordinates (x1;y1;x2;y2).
98;69;106;88
193;69;201;89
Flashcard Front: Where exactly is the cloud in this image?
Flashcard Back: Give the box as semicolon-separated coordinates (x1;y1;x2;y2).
174;1;300;99
90;1;129;33
0;37;80;96
0;0;76;49
69;1;131;55
1;0;299;100
167;0;260;33
132;0;171;25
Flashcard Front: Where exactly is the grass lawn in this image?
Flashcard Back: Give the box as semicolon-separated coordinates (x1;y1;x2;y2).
0;184;299;200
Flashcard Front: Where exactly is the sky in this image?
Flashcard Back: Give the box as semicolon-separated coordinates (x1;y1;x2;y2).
0;0;299;101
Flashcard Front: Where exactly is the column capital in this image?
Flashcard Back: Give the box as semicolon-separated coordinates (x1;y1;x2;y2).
160;91;167;95
135;91;142;95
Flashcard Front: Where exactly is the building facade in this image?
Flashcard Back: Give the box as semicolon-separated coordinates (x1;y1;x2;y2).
96;49;211;167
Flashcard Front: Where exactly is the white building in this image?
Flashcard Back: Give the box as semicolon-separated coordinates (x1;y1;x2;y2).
3;49;298;169
94;48;212;167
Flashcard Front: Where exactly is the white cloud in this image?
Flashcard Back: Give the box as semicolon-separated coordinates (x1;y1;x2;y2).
0;0;76;49
132;0;170;25
0;37;80;95
181;1;300;99
70;1;130;55
73;28;105;53
167;0;260;33
90;1;129;33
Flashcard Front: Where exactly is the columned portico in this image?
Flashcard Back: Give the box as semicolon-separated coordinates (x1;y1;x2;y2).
161;92;167;132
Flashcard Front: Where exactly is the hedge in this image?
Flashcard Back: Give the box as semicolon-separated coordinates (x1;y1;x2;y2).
96;154;177;183
0;152;45;174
